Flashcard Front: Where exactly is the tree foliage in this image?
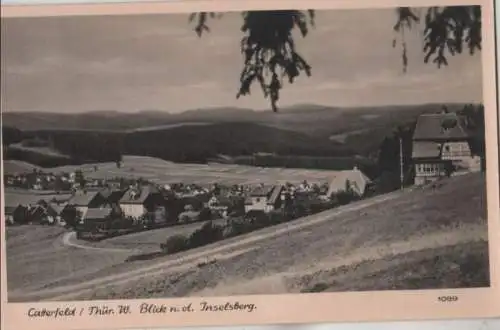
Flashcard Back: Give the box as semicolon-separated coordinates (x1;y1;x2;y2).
190;6;481;111
393;6;481;72
190;10;314;112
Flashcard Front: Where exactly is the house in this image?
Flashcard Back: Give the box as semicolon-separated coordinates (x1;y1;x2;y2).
67;190;107;219
4;205;29;225
244;185;285;213
327;167;372;197
266;185;286;212
119;185;164;219
99;188;126;208
46;203;69;225
4;193;41;224
28;204;47;223
318;184;330;201
80;207;114;232
244;185;275;213
412;112;481;186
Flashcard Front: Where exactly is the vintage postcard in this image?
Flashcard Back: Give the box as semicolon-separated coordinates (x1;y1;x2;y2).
1;0;499;329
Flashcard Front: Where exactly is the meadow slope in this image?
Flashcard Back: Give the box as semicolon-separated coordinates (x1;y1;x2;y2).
6;173;488;301
81;173;487;299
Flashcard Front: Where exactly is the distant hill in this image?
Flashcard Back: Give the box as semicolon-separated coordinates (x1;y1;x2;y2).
2;103;468;136
3;160;40;175
2;103;477;171
2;121;355;168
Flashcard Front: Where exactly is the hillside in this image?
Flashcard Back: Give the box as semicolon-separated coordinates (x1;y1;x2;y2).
86;173;490;299
3;103;468;136
2;122;355;169
2;160;40;174
6;173;488;301
2;102;479;172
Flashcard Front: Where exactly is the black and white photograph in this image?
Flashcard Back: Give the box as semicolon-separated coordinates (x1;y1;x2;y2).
1;2;495;306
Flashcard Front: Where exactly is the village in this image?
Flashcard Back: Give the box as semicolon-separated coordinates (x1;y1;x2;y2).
3;163;371;239
3;110;483;246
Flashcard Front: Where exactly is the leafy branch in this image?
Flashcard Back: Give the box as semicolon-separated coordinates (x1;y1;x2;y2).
393;6;481;71
190;10;314;112
189;6;481;111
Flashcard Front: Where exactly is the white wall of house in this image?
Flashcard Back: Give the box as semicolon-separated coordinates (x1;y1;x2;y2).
264;204;276;213
245;196;267;213
441;141;472;160
76;206;88;220
120;204;145;219
5;215;14;225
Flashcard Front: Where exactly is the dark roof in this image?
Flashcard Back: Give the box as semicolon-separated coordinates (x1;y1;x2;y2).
85;208;113;220
413;113;472;141
99;188;113;199
412;141;441;159
249;185;274;197
49;194;73;203
29;205;46;216
100;188;126;203
4;205;24;214
119;185;160;204
47;203;68;215
4;193;41;208
267;185;284;205
68;191;100;206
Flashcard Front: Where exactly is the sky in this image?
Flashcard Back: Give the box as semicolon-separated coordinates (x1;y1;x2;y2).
1;8;483;113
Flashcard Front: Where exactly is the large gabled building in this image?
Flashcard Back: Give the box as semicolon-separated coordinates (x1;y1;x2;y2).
412;112;481;186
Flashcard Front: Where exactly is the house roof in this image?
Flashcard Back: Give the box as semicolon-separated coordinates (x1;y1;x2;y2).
29;205;46;216
413;113;472;141
85;207;113;220
4;205;23;214
249;185;274;197
4;193;41;208
68;191;100;207
327;168;372;196
267;185;284;205
119;185;160;204
99;188;113;199
412;141;441;159
48;194;73;203
47;202;68;215
100;188;126;203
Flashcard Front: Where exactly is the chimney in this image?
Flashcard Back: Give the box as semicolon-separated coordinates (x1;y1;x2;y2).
353;165;358;171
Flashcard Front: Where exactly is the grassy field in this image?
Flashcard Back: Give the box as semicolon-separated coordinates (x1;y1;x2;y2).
76;173;488;299
5;172;487;301
78;218;228;253
4;155;341;185
6;226;129;295
2;160;40;174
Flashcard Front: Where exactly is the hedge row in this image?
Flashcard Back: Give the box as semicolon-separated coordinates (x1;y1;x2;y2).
160;192;361;255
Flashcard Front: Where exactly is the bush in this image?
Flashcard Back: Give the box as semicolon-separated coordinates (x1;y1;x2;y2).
331;190;360;206
188;221;224;248
161;234;189;254
268;210;285;224
199;207;212;221
224;219;255;238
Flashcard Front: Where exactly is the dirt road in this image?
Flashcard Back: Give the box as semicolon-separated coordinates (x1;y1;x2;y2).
10;189;404;302
8;174;488;301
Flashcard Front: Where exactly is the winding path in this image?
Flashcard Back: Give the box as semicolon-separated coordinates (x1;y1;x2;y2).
61;232;134;253
11;190;407;302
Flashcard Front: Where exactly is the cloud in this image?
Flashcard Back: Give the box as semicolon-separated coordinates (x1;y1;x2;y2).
1;9;483;113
